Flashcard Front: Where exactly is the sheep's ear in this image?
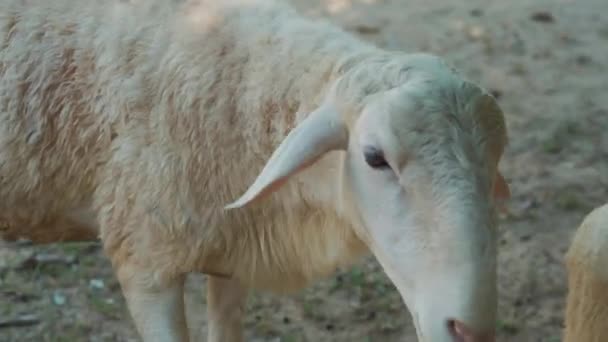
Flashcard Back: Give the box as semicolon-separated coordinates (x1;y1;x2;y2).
493;171;510;200
224;105;348;209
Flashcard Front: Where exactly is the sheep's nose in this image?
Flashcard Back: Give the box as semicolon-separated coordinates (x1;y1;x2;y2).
447;319;495;342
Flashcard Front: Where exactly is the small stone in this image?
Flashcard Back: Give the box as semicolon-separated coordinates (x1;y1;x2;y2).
354;25;381;34
470;9;483;17
52;291;66;306
576;55;592;65
467;25;486;40
530;11;555;23
89;278;105;290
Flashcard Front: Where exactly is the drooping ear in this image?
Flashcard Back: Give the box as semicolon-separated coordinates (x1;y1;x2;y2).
474;91;509;201
224;105;348;209
493;171;510;200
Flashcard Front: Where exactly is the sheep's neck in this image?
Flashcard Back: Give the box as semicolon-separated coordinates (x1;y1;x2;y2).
135;1;377;287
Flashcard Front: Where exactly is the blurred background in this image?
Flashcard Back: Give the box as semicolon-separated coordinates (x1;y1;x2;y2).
1;0;607;341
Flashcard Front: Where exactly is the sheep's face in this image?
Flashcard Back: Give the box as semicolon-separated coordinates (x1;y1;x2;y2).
341;81;508;342
225;58;508;342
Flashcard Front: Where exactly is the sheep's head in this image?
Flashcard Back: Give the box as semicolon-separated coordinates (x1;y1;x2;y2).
226;54;509;342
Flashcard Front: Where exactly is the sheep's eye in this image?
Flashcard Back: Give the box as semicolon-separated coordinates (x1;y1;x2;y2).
364;147;390;170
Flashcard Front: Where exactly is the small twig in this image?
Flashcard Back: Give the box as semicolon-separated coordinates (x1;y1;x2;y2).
0;315;40;329
17;253;77;270
0;290;39;302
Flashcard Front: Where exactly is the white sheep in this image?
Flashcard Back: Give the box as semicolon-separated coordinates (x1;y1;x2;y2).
563;203;608;342
0;0;511;341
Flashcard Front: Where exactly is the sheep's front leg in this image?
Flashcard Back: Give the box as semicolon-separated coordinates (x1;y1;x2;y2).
206;276;247;342
118;271;189;342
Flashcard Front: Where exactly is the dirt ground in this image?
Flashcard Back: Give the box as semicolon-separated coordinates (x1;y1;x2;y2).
1;0;608;341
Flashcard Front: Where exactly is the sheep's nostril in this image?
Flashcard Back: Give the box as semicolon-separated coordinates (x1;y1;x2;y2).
447;319;466;342
447;319;496;342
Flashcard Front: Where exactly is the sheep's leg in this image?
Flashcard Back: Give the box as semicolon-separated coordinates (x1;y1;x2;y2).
118;271;190;342
206;276;247;342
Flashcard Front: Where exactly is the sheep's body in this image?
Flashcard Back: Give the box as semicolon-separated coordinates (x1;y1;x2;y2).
1;0;373;292
564;203;608;342
1;0;508;341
